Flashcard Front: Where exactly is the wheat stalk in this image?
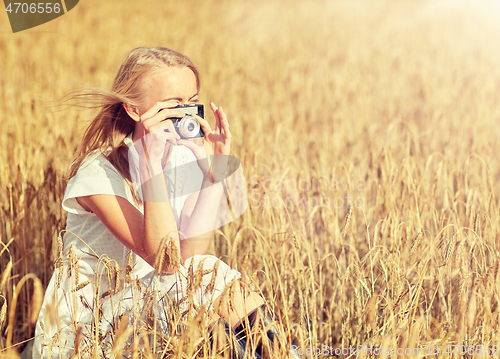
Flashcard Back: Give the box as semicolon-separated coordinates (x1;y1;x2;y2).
410;232;422;254
0;260;12;290
340;206;352;237
126;251;133;285
0;296;7;329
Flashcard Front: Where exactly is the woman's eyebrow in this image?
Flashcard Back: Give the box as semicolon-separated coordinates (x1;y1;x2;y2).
161;93;198;102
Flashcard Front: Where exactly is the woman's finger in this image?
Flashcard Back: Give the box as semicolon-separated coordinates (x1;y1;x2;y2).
177;138;203;153
142;109;185;133
191;114;213;136
210;101;221;134
164;133;178;146
139;100;186;133
140;120;181;151
210;101;218;112
218;106;231;140
147;119;171;133
177;139;211;174
141;100;179;120
146;120;180;142
162;120;181;140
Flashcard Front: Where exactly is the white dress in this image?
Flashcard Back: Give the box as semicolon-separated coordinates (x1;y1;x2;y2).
33;137;242;358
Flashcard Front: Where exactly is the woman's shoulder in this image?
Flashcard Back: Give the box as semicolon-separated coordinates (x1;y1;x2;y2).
76;150;122;180
63;150;133;214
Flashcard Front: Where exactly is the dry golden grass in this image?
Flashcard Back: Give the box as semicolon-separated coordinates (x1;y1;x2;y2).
2;0;500;357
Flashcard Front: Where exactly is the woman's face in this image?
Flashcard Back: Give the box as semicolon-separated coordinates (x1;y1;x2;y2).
138;65;198;115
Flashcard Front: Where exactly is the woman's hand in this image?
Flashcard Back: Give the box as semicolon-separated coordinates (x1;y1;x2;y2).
178;102;231;183
127;100;188;271
133;101;185;177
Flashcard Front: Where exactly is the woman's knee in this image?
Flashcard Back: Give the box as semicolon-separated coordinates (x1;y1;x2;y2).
212;279;265;326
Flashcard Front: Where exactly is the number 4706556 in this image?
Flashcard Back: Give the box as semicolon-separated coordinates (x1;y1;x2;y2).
5;3;61;14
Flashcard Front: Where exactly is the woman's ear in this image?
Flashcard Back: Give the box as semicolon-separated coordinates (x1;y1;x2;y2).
123;103;141;122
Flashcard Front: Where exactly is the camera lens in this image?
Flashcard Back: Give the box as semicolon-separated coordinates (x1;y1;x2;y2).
178;116;200;138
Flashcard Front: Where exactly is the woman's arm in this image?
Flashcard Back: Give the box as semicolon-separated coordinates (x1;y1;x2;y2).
176;102;232;260
138;154;181;269
76;164;226;269
76;103;232;270
75;103;188;273
178;178;224;260
76;190;181;273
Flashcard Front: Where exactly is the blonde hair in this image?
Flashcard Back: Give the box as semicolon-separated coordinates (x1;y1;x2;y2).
67;47;200;203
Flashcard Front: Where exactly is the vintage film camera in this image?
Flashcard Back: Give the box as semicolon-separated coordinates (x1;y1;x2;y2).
169;104;205;139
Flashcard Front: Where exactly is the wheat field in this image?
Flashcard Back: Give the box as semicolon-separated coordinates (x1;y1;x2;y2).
2;0;500;357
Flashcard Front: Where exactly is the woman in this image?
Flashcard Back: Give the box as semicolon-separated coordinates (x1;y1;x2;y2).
33;47;298;359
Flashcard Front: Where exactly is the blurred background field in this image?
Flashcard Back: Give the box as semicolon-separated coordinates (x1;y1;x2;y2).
2;0;500;357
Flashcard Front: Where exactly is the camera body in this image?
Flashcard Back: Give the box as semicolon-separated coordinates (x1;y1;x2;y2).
171;104;205;139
